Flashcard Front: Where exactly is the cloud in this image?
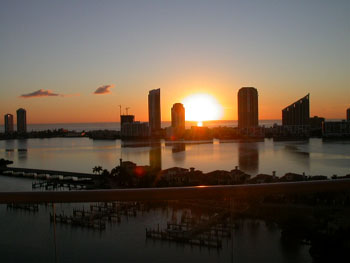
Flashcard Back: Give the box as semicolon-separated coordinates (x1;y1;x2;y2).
94;85;114;95
20;89;60;98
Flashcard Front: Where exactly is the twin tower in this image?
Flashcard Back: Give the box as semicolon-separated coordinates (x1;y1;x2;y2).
149;87;259;136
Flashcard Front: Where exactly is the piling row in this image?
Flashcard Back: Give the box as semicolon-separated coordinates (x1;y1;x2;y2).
49;201;141;231
32;181;87;191
7;203;39;212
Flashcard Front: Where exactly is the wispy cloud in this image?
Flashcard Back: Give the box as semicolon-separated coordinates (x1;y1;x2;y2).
20;89;60;98
94;84;114;95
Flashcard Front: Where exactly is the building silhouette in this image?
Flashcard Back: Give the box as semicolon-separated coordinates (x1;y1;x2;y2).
16;108;27;134
170;103;185;139
121;115;135;126
282;94;310;126
121;121;149;137
148;89;161;136
347;108;350;121
4;114;14;134
280;94;310;137
238;87;258;128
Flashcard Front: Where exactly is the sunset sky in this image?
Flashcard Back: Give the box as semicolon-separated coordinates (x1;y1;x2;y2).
0;0;349;124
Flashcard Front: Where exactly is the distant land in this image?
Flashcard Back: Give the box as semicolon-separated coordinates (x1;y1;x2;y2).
0;120;287;133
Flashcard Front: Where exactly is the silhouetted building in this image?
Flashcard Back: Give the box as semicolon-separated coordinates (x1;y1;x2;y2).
16;108;27;134
238;87;258;129
4;114;14;134
282;94;310;126
310;116;325;129
347;108;350;121
148;89;161;136
121;115;135;127
310;116;325;136
323;121;350;138
121;121;149;137
171;103;185;129
169;103;185;139
280;94;310;137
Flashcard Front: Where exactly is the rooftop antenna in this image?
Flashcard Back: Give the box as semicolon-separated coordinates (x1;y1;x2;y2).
125;107;130;115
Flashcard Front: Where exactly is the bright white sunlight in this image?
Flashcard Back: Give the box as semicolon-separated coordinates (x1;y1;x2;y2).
182;94;223;126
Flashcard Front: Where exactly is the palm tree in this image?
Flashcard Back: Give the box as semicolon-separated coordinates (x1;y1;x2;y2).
92;166;103;175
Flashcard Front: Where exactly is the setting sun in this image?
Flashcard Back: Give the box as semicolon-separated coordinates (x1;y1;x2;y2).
182;94;223;125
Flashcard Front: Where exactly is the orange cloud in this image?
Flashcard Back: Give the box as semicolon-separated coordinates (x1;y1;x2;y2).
94;84;114;95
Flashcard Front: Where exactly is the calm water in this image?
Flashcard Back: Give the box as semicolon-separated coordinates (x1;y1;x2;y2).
1;137;349;262
0;137;349;178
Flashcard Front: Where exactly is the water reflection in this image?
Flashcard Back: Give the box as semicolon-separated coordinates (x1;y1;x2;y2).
171;143;186;153
238;142;259;174
283;144;310;170
150;142;162;172
5;140;15;160
17;139;28;161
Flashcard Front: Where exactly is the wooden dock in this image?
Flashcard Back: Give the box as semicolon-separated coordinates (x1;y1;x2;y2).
145;213;234;249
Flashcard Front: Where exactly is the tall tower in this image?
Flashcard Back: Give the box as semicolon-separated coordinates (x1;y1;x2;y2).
4;114;14;134
171;103;185;130
171;103;185;138
148;89;161;136
16;108;27;134
238;87;259;128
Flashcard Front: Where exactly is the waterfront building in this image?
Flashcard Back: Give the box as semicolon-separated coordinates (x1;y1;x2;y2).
347;108;350;121
282;94;310;126
281;94;310;137
323;121;350;138
121;121;149;137
121;115;135;127
310;116;325;136
4;114;14;134
16;108;27;134
238;87;259;129
170;103;185;139
148;89;161;136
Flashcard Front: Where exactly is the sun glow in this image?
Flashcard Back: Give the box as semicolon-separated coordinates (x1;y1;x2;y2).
182;94;223;125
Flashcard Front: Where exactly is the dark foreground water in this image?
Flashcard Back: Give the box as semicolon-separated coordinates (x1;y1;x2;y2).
0;178;312;263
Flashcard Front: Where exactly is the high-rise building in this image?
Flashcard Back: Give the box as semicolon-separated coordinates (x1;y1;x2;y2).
171;103;185;129
148;89;161;136
347;108;350;121
4;114;14;134
282;94;310;126
238;87;259;128
170;103;185;139
16;108;27;134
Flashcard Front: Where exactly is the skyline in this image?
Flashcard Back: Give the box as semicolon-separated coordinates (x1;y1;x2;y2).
1;0;349;124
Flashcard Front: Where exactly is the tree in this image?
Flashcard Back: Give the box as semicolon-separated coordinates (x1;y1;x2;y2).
0;159;13;167
92;166;103;175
